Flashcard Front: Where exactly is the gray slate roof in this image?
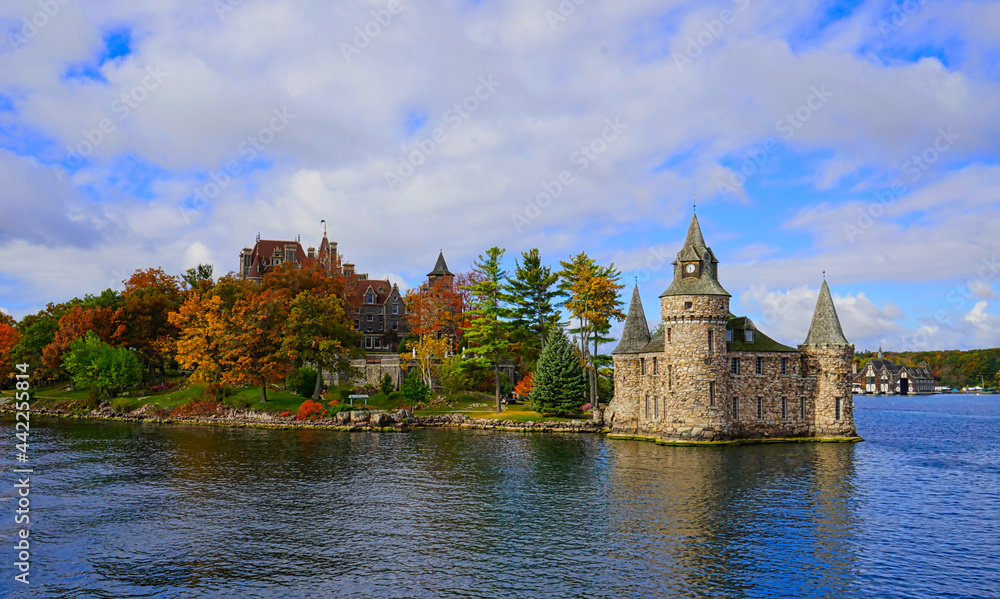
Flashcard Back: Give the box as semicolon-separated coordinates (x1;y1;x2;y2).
639;328;665;353
802;280;850;347
427;251;453;276
660;214;731;297
612;286;652;354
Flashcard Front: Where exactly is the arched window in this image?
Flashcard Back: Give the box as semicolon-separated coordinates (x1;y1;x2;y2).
366;292;374;304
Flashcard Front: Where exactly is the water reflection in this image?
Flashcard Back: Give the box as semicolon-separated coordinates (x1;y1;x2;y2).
604;441;861;598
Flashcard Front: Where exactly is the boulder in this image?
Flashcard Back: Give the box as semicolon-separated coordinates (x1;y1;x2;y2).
350;411;369;423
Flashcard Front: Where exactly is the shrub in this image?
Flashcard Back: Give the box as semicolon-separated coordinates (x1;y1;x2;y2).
401;369;430;404
111;397;138;413
206;382;231;401
581;403;594;412
223;394;252;410
297;399;327;421
279;411;294;418
288;366;318;398
380;372;394;395
514;373;533;398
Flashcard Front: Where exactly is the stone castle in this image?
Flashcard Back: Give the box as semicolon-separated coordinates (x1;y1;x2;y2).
605;214;858;442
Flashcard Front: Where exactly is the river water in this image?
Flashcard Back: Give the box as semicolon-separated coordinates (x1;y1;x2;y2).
1;394;998;598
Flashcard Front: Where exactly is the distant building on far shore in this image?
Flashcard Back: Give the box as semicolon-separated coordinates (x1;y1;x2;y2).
855;349;936;395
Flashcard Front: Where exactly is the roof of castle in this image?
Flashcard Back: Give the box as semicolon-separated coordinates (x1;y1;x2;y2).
661;214;731;297
639;328;665;353
726;316;798;353
802;280;850;347
612;286;652;354
428;251;453;277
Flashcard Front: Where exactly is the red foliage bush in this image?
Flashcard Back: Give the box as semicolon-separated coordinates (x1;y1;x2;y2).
515;373;533;398
297;400;327;421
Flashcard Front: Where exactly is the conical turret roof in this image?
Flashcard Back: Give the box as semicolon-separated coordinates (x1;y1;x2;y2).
612;286;652;354
661;214;730;297
427;251;453;276
802;280;850;347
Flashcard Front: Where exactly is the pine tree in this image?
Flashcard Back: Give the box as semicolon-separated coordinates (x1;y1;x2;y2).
531;327;587;416
462;247;511;413
503;248;560;370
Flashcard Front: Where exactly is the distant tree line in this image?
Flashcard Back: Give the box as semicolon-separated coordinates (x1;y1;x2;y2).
856;348;1000;389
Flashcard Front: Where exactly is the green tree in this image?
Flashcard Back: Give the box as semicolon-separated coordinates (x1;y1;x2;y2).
462;247;511;413
63;331;142;398
182;264;214;290
503;248;560;370
530;327;586;416
438;356;469;396
281;289;361;400
401;368;430;404
380;372;394;395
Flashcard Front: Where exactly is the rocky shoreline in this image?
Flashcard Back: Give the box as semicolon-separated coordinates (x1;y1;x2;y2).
1;404;609;434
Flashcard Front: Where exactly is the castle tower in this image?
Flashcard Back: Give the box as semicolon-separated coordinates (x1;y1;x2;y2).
427;251;455;292
609;285;652;433
659;214;732;438
799;279;856;437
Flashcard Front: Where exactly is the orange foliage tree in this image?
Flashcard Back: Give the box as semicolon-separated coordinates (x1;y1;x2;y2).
220;287;289;403
0;319;19;384
514;372;533;398
405;276;469;349
120;268;183;376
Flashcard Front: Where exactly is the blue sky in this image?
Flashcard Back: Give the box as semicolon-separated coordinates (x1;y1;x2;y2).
1;0;999;351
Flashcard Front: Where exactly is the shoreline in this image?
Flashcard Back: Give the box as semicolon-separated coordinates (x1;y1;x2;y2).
2;405;863;444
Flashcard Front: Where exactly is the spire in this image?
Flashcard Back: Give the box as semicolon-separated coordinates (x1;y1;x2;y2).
661;213;730;297
612;286;652;354
802;280;850;347
427;251;453;277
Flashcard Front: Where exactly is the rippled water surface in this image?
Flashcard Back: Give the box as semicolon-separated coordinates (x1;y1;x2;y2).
2;394;998;598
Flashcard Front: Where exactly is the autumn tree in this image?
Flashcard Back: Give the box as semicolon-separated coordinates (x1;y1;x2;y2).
557;253;625;405
41;303;123;377
503;248;560;370
221;287;289;403
406;278;466;348
182;264;215;291
462;247;511;413
282;289;361;400
0;316;20;385
400;335;451;389
120;268;183;377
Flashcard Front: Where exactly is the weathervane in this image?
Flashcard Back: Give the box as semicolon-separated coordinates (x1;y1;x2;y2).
320;219;327;236
693;193;696;213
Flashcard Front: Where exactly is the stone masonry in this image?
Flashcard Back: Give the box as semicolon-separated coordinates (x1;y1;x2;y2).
606;214;858;442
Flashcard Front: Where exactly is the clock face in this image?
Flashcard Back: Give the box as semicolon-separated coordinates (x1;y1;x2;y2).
685;263;696;274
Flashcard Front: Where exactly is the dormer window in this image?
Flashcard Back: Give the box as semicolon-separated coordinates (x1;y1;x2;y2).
745;330;754;343
366;292;374;304
682;261;700;278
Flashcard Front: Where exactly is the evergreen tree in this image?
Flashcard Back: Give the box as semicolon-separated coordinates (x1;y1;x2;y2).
503;248;560;370
531;327;587;416
462;247;511;413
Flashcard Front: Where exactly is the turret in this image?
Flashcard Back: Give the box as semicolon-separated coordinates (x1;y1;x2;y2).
800;279;856;437
427;251;455;291
658;213;731;435
608;285;652;434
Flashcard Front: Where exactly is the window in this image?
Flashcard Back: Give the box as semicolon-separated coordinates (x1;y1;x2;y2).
707;329;714;356
654;396;659;420
379;322;384;331
354;319;359;329
364;336;373;349
756;357;763;375
800;397;805;420
726;329;733;342
367;314;373;322
781;358;788;375
732;397;738;419
757;397;763;420
652;357;658;375
709;381;715;406
731;358;740;375
835;397;842;420
645;394;650;418
745;330;754;343
684;301;693;310
667;328;671;343
392;320;398;330
640;358;646;375
668;365;672;390
366;292;374;304
781;397;787;419
392;304;399;315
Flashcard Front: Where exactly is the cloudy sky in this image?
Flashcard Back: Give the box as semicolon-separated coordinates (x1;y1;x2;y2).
1;0;998;351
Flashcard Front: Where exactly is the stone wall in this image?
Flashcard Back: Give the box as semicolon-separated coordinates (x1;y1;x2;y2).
726;350;817;439
801;345;857;437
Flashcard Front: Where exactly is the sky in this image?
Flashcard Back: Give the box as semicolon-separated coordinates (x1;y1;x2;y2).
1;0;999;352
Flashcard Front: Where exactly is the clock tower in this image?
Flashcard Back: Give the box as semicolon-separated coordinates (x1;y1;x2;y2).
659;213;732;432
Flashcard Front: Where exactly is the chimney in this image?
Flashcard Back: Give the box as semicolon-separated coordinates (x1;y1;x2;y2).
307;247;315;259
344;263;355;276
